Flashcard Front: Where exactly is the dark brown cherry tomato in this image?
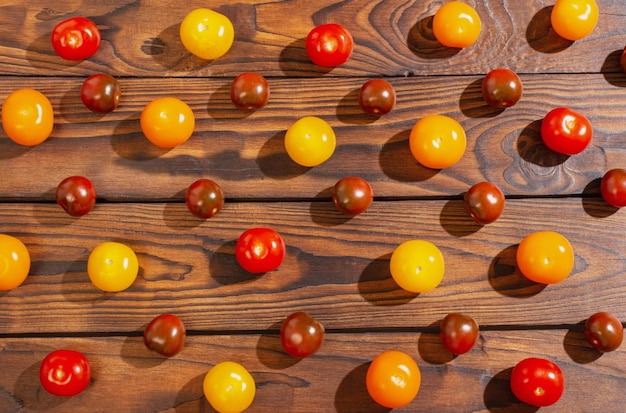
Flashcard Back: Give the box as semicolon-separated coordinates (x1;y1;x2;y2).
584;311;623;352
621;46;626;74
332;176;374;216
358;79;396;115
463;181;505;225
40;349;91;397
481;68;523;109
510;357;564;407
230;72;270;111
186;179;224;219
440;313;479;355
51;16;101;60
235;227;285;273
541;107;592;155
81;74;121;113
56;176;96;217
280;311;325;358
600;168;626;208
144;314;186;357
305;23;353;67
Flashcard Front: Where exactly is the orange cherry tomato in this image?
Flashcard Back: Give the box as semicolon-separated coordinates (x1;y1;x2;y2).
2;88;54;146
516;231;574;284
432;1;482;48
140;97;195;148
410;114;466;169
551;0;599;41
366;350;421;409
0;234;30;290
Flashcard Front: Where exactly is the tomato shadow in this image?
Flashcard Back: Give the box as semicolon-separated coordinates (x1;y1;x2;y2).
143;23;210;72
120;334;168;369
174;372;207;412
256;321;301;369
526;7;573;53
483;368;539;412
207;83;255;120
379;129;439;182
440;198;483;237
335;362;391;413
517;120;569;167
601;50;626;87
357;254;419;306
488;245;546;298
581;178;619;218
0;138;33;159
417;320;456;365
459;78;504;119
257;132;311;180
563;320;603;364
111;114;171;161
59;84;104;123
14;361;69;410
279;38;333;77
406;15;461;59
162;189;206;231
309;187;355;227
335;87;380;125
209;240;264;285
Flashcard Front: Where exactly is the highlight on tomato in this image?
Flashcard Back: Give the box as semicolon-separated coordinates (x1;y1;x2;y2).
390;239;444;293
432;1;482;48
2;88;54;146
409;114;466;169
140;97;195;148
40;349;91;397
541;107;592;155
51;16;101;60
551;0;599;41
510;357;564;407
516;231;574;284
0;234;30;290
180;8;234;60
87;241;139;292
305;23;353;67
366;350;421;409
284;116;336;167
203;361;256;413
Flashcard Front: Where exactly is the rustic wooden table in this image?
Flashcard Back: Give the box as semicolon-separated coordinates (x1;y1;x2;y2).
1;0;625;411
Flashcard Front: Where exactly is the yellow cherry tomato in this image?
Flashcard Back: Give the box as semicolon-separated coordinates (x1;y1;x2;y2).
432;1;482;48
140;97;195;148
87;242;139;292
410;114;466;169
0;234;30;290
203;361;256;413
516;231;574;284
366;350;421;409
180;8;234;60
390;240;444;293
551;0;599;41
284;116;336;167
2;88;54;146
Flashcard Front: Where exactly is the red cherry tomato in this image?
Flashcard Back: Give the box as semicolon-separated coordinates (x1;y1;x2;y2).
463;181;505;225
40;350;91;397
0;234;30;291
280;311;325;358
584;311;623;352
440;313;480;355
186;179;224;219
144;314;186;357
235;228;285;273
51;16;101;60
358;79;396;116
305;23;353;67
510;357;564;407
2;88;54;146
541;107;592;155
81;74;121;113
56;176;96;217
600;168;626;207
231;72;270;111
332;176;374;216
482;68;523;109
366;350;421;409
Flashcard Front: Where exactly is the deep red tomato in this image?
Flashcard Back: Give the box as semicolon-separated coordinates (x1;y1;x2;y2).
56;176;96;217
440;313;480;355
584;311;623;352
510;357;564;407
280;311;325;358
482;68;523;109
81;74;121;113
600;168;626;208
51;17;101;60
144;314;186;357
463;181;505;225
358;79;396;115
231;72;270;111
332;176;374;216
305;23;353;67
186;179;224;219
40;350;91;397
235;227;285;273
541;107;592;155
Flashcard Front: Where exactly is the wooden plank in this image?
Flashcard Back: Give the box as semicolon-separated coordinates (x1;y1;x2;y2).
0;1;624;77
0;331;624;412
0;198;623;334
1;74;625;200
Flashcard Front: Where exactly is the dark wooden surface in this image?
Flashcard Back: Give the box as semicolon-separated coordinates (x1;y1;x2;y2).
1;1;626;412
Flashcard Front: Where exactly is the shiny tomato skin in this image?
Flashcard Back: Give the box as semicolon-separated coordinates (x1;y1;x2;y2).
180;8;234;60
305;23;353;67
2;88;54;146
510;357;564;407
186;179;224;219
51;17;101;60
600;168;626;208
551;0;598;41
516;231;574;284
541;107;592;155
0;234;30;291
87;241;139;292
482;68;523;109
284;116;336;167
433;1;482;48
40;350;91;397
81;74;121;113
584;311;623;352
140;97;195;148
366;350;421;409
332;176;374;216
358;79;396;116
203;361;256;413
280;311;325;358
235;227;285;273
144;314;186;357
463;181;505;225
231;72;270;111
409;115;466;169
390;240;444;293
56;176;96;217
440;313;480;355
